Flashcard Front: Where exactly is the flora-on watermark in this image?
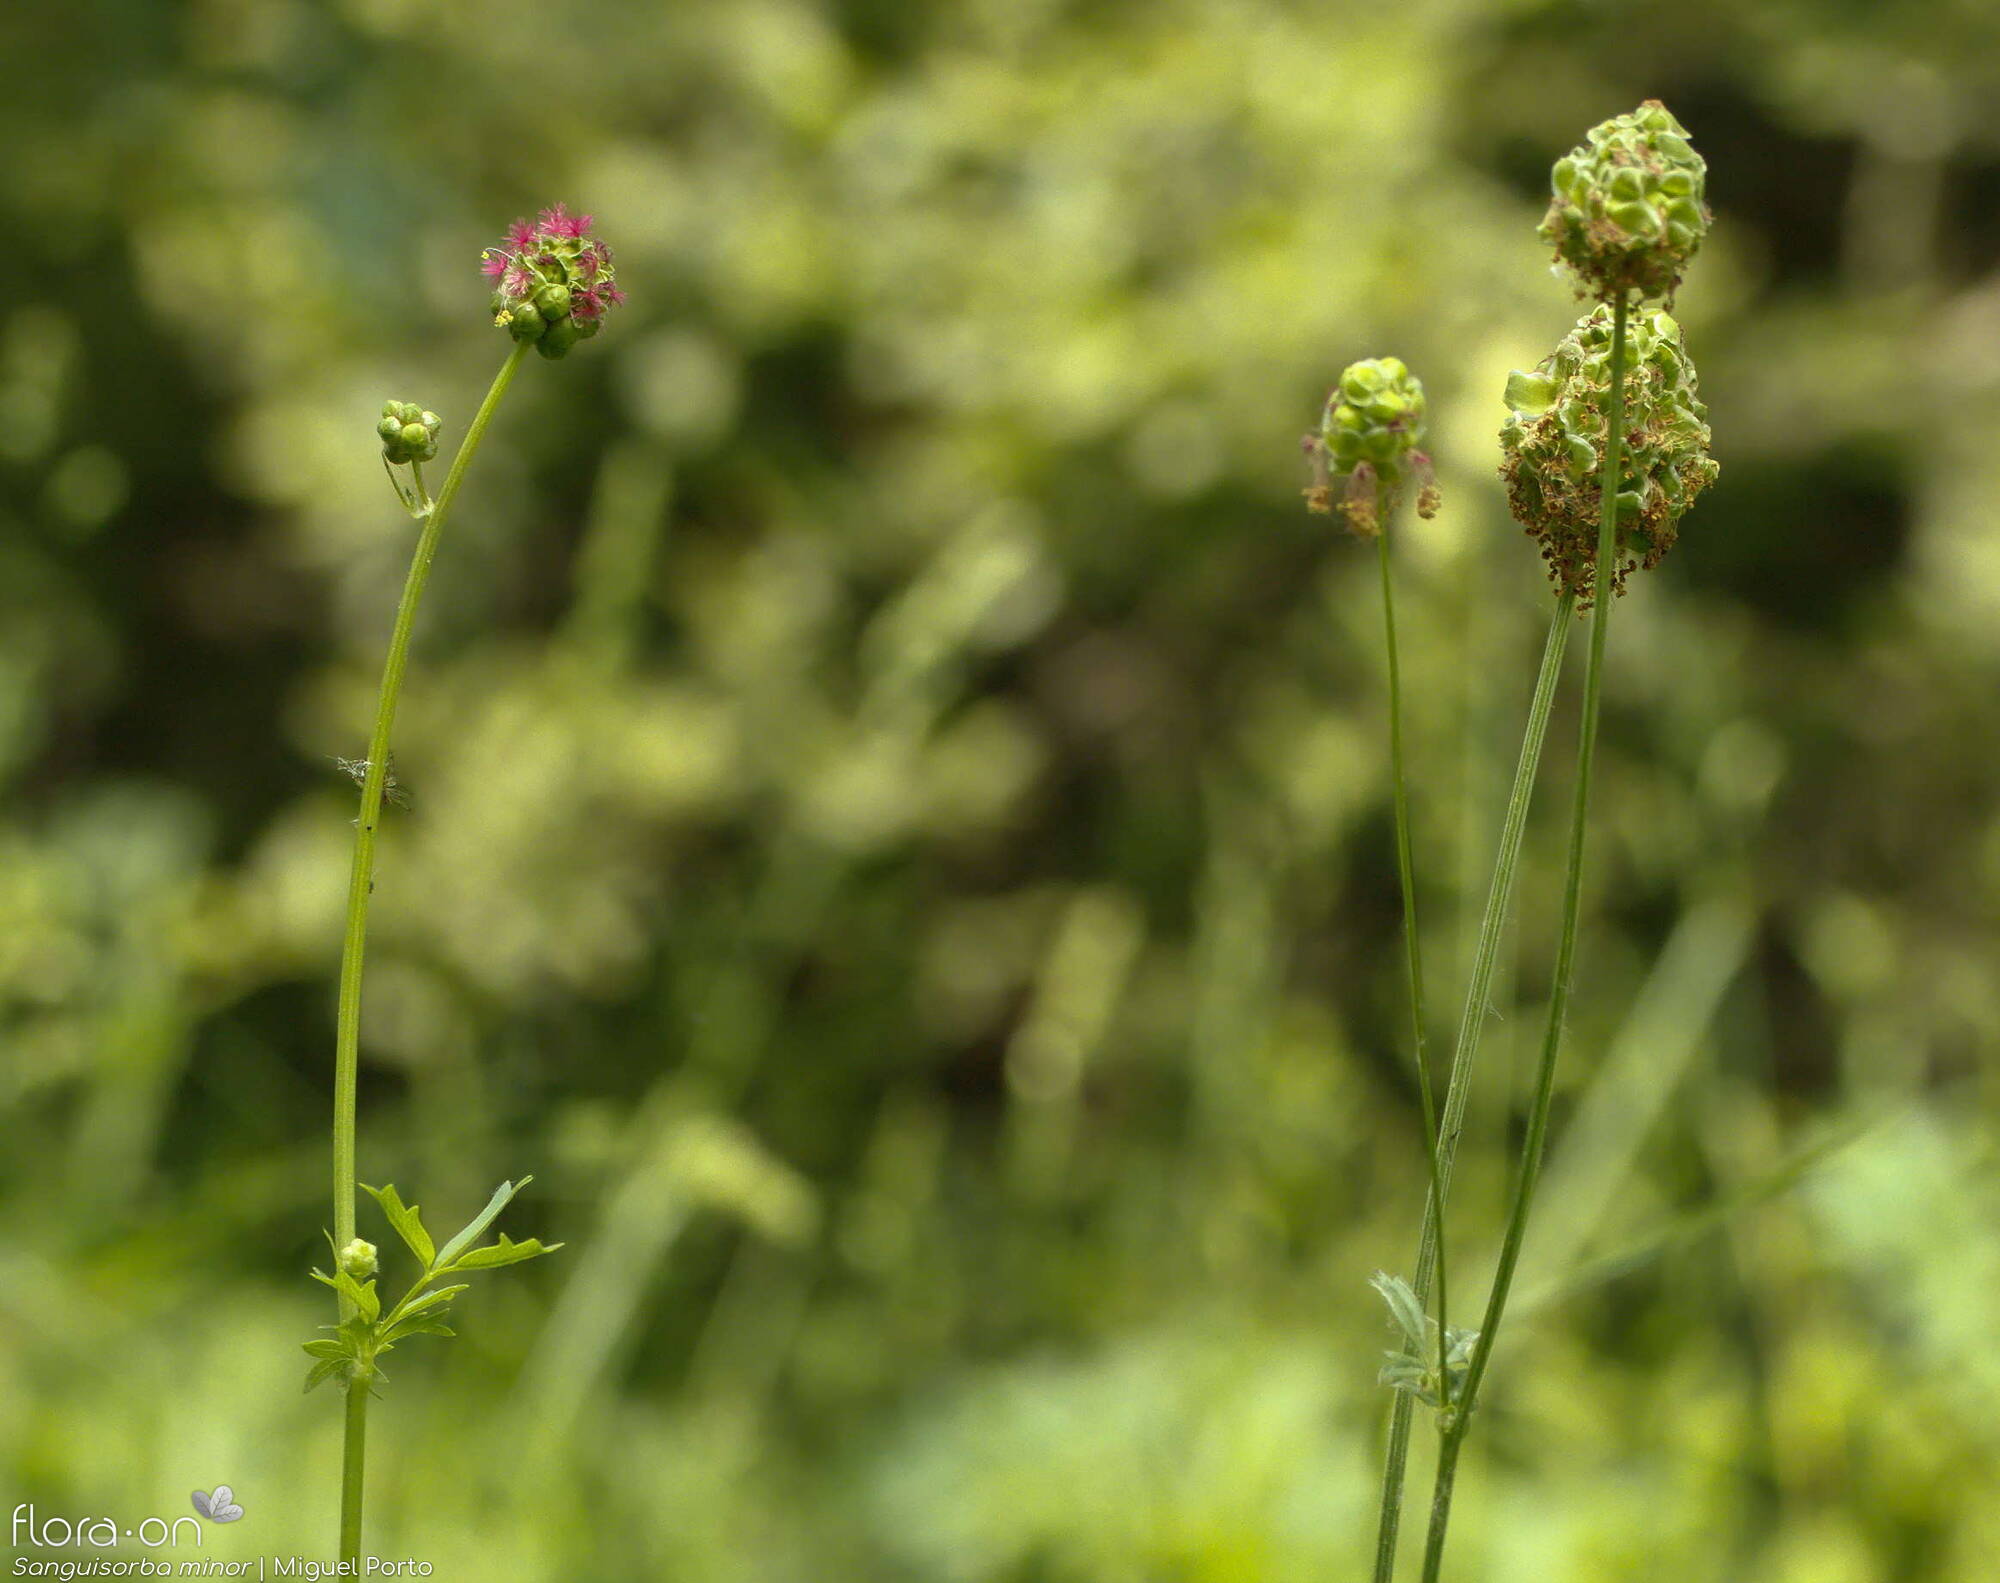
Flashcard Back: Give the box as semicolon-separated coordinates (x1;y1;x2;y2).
9;1484;242;1555
12;1504;204;1552
11;1492;431;1577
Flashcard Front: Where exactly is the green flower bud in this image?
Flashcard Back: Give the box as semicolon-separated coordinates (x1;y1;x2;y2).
1301;356;1439;534
378;400;443;465
338;1238;378;1279
1499;305;1719;605
535;316;582;360
502;300;546;343
1539;100;1710;303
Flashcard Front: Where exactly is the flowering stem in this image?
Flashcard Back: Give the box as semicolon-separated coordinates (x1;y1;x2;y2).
331;339;530;1559
1417;291;1631;1583
1370;588;1574;1583
1373;487;1450;1391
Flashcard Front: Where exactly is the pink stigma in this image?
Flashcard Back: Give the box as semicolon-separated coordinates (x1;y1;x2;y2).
538;203;592;239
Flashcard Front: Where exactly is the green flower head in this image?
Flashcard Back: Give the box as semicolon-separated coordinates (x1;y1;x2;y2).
1541;101;1710;304
377;402;441;465
1301;356;1439;536
1499;305;1718;604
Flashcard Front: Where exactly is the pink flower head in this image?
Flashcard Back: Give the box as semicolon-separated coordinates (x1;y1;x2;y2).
483;203;623;356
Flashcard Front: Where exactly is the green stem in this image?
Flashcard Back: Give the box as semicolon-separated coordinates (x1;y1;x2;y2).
339;1380;369;1565
1418;291;1631;1583
330;339;530;1549
1374;493;1449;1389
1371;592;1575;1583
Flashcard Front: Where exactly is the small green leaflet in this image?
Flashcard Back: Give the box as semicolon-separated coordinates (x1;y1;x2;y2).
362;1182;436;1269
433;1177;532;1269
302;1358;346;1395
448;1233;562;1270
1370;1272;1428;1352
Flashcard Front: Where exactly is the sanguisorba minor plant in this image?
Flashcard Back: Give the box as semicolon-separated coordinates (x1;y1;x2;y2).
311;204;624;1566
1349;104;1719;1582
1302;358;1457;1468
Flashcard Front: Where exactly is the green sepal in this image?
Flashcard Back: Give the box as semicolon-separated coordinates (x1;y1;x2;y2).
535;319;580;359
504;302;544;342
1502;370;1556;416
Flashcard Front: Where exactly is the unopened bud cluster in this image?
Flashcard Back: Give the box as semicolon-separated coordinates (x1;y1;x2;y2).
377;402;441;465
338;1238;379;1280
482;204;625;361
1499;304;1718;604
1302;357;1439;536
1541;100;1710;303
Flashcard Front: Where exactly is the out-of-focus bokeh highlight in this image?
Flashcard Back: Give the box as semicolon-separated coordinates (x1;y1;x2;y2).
3;0;1997;1577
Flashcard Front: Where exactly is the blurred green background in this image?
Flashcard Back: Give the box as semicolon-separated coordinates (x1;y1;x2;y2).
4;0;1998;1577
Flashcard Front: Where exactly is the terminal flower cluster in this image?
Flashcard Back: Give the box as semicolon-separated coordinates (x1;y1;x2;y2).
481;203;626;360
1302;356;1439;536
1540;100;1710;304
1499;303;1718;605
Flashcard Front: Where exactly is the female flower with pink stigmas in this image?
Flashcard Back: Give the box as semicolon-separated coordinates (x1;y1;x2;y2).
481;202;625;360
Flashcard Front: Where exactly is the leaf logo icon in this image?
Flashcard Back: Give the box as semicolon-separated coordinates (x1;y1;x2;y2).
191;1486;245;1523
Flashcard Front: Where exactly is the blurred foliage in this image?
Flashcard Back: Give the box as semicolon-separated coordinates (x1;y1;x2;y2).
3;0;2000;1578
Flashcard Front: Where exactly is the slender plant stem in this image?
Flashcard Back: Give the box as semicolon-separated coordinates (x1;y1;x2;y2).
339;1382;370;1565
1418;292;1632;1583
1374;490;1449;1387
1371;590;1575;1583
331;339;531;1558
